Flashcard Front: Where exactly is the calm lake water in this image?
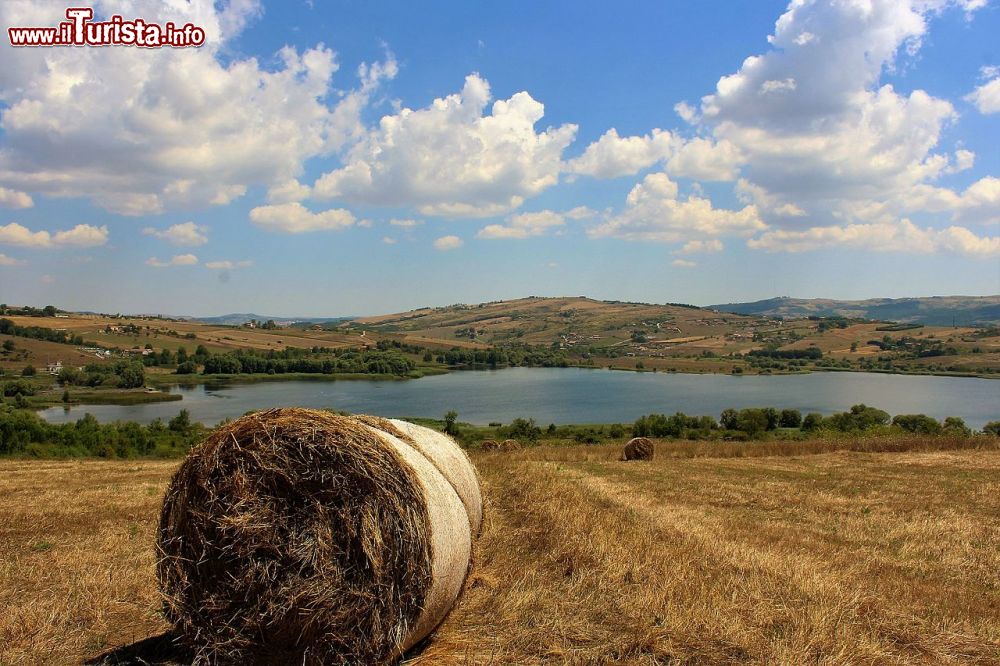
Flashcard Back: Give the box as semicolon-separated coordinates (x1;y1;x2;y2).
38;368;999;430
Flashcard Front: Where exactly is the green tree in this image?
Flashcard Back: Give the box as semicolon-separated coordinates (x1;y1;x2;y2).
502;417;541;442
112;360;145;388
21;365;36;377
762;407;780;430
720;408;738;430
175;361;198;375
169;409;192;433
735;409;769;437
779;409;803;428
1;340;13;352
42;305;57;317
802;413;824;431
942;417;971;437
892;414;942;434
443;410;458;436
983;421;1000;436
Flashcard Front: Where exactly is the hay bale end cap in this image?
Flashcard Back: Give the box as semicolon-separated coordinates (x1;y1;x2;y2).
623;436;654;461
157;408;480;665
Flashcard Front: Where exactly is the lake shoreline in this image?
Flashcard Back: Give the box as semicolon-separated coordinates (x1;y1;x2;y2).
36;366;999;431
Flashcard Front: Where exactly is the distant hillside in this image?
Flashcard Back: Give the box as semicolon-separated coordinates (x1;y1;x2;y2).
194;313;352;326
350;296;762;349
709;296;1000;326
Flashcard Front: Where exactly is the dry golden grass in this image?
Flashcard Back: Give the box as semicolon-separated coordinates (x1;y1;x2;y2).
2;439;999;664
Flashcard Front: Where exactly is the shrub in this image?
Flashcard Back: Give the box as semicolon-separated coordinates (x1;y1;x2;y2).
2;380;34;397
779;409;802;428
802;413;824;431
942;417;971;437
825;404;890;432
892;414;942;435
176;361;198;375
500;418;541;443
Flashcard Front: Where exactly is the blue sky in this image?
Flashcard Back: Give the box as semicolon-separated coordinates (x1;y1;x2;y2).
0;0;998;316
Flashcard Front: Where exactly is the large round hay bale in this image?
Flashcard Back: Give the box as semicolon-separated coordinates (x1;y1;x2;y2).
157;408;482;665
500;439;521;452
623;436;654;461
480;439;500;451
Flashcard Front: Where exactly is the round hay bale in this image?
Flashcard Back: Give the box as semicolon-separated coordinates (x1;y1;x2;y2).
480;439;500;451
500;439;521;452
623;436;654;461
157;408;481;665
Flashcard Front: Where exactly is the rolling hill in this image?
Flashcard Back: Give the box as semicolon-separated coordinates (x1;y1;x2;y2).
710;295;1000;326
348;296;766;350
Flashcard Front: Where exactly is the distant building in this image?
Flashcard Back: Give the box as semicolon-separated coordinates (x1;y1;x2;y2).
46;361;63;374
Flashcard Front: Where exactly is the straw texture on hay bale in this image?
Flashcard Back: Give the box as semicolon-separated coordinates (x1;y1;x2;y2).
623;436;654;461
157;408;481;665
480;439;500;451
500;439;521;452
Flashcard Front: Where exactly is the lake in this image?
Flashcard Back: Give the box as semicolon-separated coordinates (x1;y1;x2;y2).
37;368;999;430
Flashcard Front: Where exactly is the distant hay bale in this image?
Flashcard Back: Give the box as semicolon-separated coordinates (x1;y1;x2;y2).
157;408;482;665
623;437;654;461
481;439;500;451
500;439;521;452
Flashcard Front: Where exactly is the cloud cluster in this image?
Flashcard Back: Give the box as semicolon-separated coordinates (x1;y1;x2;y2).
143;222;209;246
575;0;997;257
0;1;395;215
146;254;199;268
692;0;991;231
588;174;765;244
965;66;1000;114
478;210;568;239
249;203;356;233
313;74;577;217
0;187;32;209
749;219;999;256
205;259;253;270
565;130;742;182
0;222;108;248
566;129;675;179
433;235;463;250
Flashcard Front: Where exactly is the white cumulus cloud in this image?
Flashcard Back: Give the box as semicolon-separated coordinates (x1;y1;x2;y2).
675;239;724;255
671;0;994;243
0;187;32;209
588;173;766;244
205;259;253;269
433;235;463;250
143;222;209;246
249;202;356;233
748;219;999;256
565;128;675;179
313;74;577;217
146;253;199;267
478;210;569;239
0;222;108;248
965;67;1000;114
0;253;25;266
0;1;396;215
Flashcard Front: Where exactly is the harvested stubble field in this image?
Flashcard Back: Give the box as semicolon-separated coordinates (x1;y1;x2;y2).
1;437;999;664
